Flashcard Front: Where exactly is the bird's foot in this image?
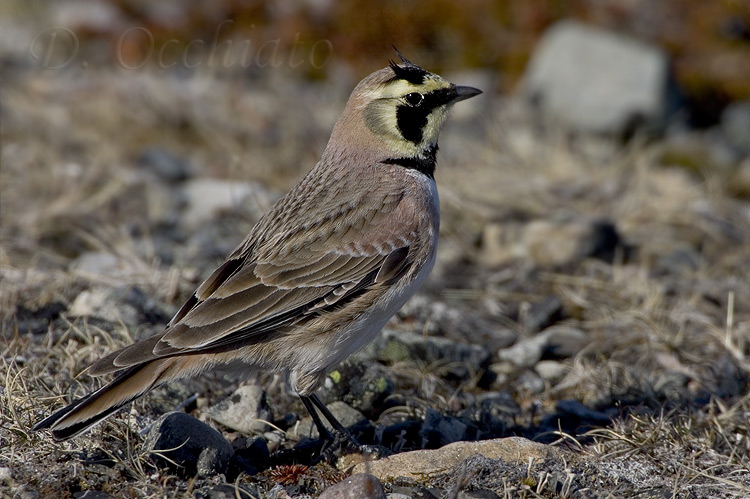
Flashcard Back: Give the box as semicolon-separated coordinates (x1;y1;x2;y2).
314;429;391;465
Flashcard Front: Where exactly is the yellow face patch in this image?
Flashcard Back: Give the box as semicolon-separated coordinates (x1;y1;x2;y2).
362;75;456;157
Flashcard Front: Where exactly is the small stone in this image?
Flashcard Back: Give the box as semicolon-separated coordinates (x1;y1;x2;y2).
208;384;272;434
420;408;471;449
496;335;547;369
517;369;545;394
524;217;620;267
290;401;368;440
230;435;270;474
653;371;690;401
318;473;386;499
520;296;563;334
353;437;562;480
0;467;12;484
138;147;193;183
144;412;234;477
69;252;130;280
545;400;612;430
459;391;521;438
535;360;567;383
541;325;588;359
374;419;422;452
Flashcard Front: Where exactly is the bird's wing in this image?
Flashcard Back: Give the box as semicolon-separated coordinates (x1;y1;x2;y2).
87;166;426;374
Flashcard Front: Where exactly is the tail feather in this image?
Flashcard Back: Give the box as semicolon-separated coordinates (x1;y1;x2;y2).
33;359;171;441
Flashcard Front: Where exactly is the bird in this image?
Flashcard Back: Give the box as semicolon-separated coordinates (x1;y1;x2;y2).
33;52;482;447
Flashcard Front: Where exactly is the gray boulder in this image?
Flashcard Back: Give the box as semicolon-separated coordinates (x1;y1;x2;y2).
523;20;680;136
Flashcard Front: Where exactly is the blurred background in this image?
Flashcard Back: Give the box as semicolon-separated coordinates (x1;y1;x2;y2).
3;1;750;496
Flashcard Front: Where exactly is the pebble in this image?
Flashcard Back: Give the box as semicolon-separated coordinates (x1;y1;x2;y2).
207;384;272;434
419;408;471;448
535;360;567;383
144;412;234;477
138;147;193;183
318;473;386;499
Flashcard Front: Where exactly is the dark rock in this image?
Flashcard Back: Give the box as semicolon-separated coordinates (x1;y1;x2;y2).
229;435;269;476
145;380;200;416
539;400;612;439
374;419;422;453
144;412;234;478
459;391;521;439
208;384;272;434
419;408;473;449
520;296;563;333
12;302;66;335
318;473;386;499
138;147;193;183
316;361;394;417
523;20;679;136
653;371;690;401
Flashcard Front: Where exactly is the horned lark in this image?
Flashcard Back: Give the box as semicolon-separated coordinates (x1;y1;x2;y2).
33;54;481;444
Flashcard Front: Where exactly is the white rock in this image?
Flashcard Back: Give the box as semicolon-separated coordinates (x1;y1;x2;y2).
523;20;676;135
207;385;272;434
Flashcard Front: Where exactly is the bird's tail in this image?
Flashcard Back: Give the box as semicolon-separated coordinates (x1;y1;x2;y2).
33;358;174;441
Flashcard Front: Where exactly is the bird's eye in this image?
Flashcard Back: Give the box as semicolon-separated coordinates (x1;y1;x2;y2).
404;92;424;107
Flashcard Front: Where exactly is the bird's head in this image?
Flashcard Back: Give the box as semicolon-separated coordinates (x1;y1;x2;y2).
329;53;482;162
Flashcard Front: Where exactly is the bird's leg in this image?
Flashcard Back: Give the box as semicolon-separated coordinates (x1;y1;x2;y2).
306;394;389;460
308;394;356;441
300;395;335;442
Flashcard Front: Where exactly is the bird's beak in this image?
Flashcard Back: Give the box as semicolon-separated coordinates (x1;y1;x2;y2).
450;85;482;103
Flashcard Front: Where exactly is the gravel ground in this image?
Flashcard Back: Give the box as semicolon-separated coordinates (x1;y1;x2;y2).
3;6;750;499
